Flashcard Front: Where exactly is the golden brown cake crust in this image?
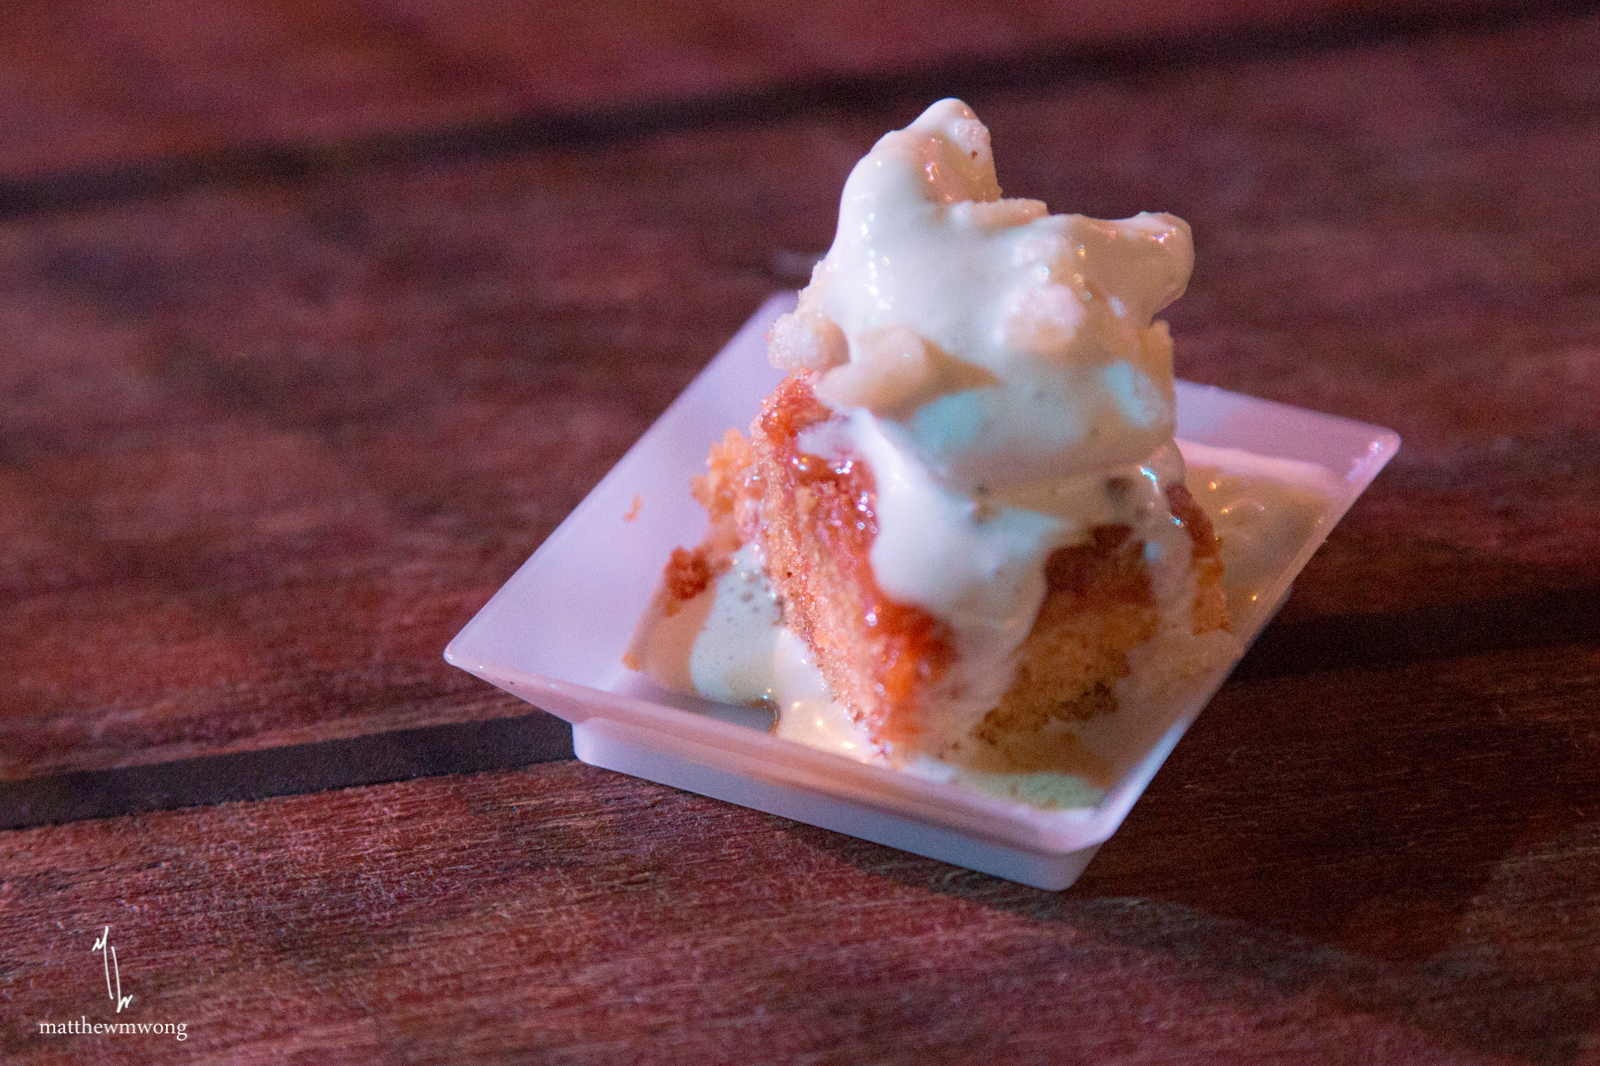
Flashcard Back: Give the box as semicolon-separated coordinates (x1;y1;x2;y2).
980;525;1159;738
749;376;955;744
661;547;713;615
1169;482;1229;635
964;484;1229;772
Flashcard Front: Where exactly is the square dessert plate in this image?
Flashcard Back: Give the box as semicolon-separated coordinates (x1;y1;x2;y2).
446;294;1399;890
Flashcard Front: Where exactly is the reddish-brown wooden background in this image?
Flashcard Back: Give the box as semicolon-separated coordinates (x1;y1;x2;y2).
2;2;1597;1063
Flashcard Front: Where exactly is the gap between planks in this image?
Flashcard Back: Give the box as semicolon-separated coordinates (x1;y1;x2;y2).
1;0;1593;220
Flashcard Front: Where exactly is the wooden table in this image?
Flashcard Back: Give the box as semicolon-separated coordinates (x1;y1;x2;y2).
4;2;1598;1061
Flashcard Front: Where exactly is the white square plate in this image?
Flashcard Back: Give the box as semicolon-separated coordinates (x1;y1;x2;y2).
446;294;1399;889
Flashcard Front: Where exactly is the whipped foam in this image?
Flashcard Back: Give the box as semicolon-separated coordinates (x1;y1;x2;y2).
784;98;1193;491
769;99;1201;749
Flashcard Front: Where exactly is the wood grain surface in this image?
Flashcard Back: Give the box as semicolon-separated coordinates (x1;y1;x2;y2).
5;9;1598;781
0;0;1558;182
2;1;1598;1061
1;700;1594;1065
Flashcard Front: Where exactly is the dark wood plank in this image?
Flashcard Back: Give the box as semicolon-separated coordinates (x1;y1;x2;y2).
2;631;1595;1063
0;0;1566;183
5;11;1600;782
0;140;782;781
0;711;573;831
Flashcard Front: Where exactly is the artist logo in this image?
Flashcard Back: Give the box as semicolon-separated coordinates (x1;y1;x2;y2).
93;926;133;1012
34;926;188;1042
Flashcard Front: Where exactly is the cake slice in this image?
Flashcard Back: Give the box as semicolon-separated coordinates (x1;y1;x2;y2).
628;99;1236;795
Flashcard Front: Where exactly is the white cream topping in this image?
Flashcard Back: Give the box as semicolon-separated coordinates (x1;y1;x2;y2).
688;543;785;704
801;98;1192;490
767;99;1200;742
628;544;882;759
770;639;877;760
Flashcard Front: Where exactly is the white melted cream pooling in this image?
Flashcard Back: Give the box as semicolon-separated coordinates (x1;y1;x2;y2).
635;451;1340;807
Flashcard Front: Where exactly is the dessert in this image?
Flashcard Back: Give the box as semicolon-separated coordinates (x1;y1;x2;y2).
627;99;1245;804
